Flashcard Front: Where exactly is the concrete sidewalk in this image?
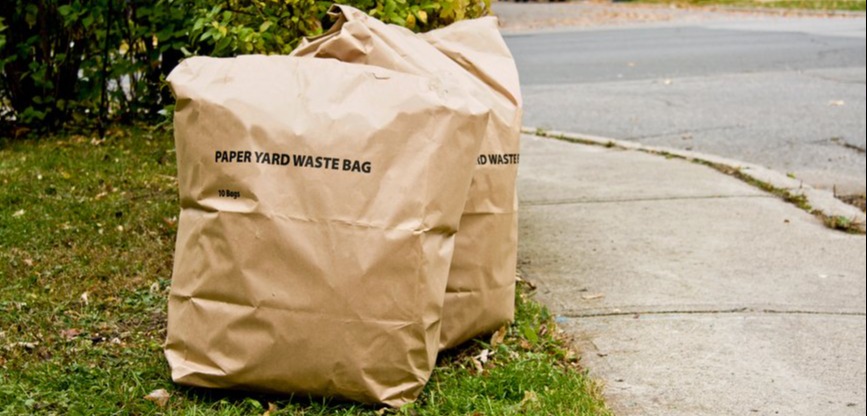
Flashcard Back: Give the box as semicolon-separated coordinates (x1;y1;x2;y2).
517;134;866;415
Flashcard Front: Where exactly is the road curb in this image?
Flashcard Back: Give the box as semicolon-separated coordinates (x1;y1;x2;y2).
691;5;866;18
522;126;866;233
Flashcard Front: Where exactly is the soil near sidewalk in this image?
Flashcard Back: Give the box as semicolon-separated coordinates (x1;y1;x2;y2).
840;194;867;212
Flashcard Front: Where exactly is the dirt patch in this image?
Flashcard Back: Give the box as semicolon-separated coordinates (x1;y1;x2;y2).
839;194;867;212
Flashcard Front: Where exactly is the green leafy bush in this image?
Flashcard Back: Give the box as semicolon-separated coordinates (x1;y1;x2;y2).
1;1;101;129
0;0;490;135
0;0;195;131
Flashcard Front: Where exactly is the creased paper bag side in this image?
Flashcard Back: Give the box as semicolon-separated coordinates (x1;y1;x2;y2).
292;7;523;349
165;55;487;406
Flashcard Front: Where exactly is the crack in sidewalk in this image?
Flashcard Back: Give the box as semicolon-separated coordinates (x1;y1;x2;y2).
521;194;772;207
801;72;867;86
624;125;742;142
559;307;866;319
830;137;866;155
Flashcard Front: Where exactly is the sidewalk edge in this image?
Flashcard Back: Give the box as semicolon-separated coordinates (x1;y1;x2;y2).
522;126;866;234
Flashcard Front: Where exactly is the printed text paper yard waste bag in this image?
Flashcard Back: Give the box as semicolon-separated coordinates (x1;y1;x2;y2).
165;55;487;406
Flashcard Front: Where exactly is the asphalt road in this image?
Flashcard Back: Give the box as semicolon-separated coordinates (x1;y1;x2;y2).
505;17;867;195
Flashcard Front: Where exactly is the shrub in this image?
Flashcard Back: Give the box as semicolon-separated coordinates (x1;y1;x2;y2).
1;1;103;130
0;0;194;131
0;0;490;136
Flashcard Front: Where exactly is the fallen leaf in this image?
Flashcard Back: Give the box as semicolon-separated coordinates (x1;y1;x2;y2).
5;341;38;350
519;390;539;409
471;356;484;373
60;328;81;341
581;293;605;300
162;216;177;228
515;274;536;290
263;402;278;416
490;325;507;348
476;349;490;365
144;388;170;408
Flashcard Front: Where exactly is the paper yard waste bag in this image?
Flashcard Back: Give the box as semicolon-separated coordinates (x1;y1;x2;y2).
164;55;487;406
293;6;523;350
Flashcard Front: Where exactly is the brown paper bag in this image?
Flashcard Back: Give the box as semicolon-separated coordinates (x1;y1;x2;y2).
292;6;522;350
164;55;487;406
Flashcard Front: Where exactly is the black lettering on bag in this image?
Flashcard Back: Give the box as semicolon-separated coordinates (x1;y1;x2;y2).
342;159;371;174
217;150;252;163
479;153;520;165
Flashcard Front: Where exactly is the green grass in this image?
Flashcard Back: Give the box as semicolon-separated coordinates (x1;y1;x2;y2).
0;128;610;415
626;0;866;12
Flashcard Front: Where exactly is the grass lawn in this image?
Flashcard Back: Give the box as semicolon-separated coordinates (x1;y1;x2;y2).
0;127;610;415
625;0;867;11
